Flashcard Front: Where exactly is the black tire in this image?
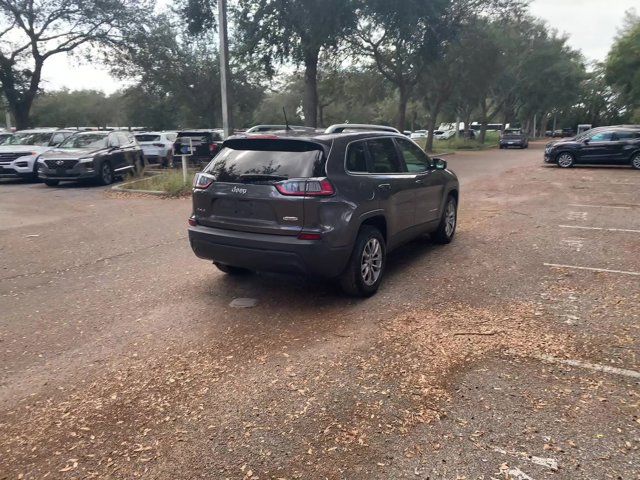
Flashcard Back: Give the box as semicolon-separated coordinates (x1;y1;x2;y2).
98;161;114;185
44;179;59;187
556;152;575;168
432;195;458;244
631;153;640;170
339;226;386;297
214;262;251;275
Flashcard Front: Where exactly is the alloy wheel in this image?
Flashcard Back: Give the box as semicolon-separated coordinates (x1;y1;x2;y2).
557;153;574;168
101;163;113;184
445;200;457;237
360;238;383;286
632;155;640;170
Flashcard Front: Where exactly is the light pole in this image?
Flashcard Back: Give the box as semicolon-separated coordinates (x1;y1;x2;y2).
218;0;233;138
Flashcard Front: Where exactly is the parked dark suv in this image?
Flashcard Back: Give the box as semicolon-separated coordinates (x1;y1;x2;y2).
188;125;459;296
173;130;224;167
499;128;528;149
544;125;640;169
38;130;144;186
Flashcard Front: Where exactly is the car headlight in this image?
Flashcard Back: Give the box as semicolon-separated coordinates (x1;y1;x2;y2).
79;157;94;163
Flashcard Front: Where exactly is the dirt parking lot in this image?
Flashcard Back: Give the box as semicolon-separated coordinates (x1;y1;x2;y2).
1;142;639;479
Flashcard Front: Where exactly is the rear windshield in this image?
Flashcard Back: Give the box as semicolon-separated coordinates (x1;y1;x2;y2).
204;140;325;183
504;129;522;135
135;134;160;142
178;131;222;142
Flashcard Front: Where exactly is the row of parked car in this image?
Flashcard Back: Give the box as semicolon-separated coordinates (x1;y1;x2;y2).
0;127;228;186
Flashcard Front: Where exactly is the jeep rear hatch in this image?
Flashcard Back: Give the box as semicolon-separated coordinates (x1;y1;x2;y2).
192;138;330;236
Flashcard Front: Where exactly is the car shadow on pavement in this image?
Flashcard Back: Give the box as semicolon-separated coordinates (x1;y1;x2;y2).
203;234;440;305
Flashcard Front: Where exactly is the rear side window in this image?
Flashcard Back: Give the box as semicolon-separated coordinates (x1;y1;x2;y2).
614;131;636;140
205;140;325;183
346;142;368;172
367;138;401;173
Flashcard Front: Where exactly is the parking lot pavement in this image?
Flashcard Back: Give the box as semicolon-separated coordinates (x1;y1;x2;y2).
1;142;638;479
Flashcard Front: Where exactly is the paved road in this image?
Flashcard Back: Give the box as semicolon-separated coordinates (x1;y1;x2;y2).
1;143;638;479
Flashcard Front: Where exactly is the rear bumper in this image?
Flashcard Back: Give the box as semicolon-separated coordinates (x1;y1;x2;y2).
500;140;525;147
188;224;351;278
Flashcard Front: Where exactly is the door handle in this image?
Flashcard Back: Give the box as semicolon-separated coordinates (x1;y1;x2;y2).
415;179;424;184
378;183;391;190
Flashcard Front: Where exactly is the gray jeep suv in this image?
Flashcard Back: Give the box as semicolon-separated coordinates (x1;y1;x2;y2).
188;125;459;296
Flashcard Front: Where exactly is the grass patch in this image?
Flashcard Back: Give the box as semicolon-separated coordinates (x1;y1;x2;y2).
416;131;500;153
122;171;193;197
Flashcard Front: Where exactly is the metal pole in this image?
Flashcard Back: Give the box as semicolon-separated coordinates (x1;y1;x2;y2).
218;0;233;139
182;155;188;184
533;114;537;139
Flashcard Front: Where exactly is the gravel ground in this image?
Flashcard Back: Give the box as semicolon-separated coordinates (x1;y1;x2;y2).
0;143;638;479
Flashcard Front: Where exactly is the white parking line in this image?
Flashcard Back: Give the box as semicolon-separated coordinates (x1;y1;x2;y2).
533;354;640;380
568;204;635;210
559;225;640;234
544;263;640;277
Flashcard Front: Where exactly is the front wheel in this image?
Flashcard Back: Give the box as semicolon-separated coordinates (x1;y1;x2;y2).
432;195;457;244
339;226;386;297
98;161;114;185
631;153;640;170
557;152;575;168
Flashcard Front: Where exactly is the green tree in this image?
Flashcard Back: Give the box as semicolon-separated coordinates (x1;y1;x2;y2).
0;0;151;129
235;0;359;128
605;10;640;121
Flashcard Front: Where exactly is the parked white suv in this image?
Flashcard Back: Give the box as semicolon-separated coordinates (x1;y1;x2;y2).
134;131;177;167
0;129;74;181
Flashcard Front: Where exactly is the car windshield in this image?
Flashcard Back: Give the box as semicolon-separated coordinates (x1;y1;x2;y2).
135;134;161;142
5;132;53;146
59;133;108;149
504;129;522;135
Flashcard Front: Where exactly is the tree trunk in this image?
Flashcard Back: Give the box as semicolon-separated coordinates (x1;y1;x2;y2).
303;48;320;128
13;104;31;130
425;104;440;153
479;121;488;144
397;85;409;132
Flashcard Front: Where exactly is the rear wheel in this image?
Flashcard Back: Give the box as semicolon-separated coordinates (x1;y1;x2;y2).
44;179;59;187
214;262;251;275
631;153;640;170
557;152;575;168
98;161;114;185
339;226;386;297
432;195;457;244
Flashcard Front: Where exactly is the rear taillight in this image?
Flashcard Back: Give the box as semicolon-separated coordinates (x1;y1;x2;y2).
275;178;334;197
209;143;219;153
193;172;215;189
188;216;198;227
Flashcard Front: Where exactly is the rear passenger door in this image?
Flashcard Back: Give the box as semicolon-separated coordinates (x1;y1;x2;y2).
395;137;443;225
365;137;416;242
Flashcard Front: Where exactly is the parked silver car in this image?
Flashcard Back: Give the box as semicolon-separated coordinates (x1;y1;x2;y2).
134;131;177;167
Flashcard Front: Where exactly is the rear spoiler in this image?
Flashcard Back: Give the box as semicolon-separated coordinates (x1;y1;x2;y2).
222;137;329;154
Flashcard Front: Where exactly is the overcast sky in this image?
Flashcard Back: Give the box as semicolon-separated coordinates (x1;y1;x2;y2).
39;0;639;94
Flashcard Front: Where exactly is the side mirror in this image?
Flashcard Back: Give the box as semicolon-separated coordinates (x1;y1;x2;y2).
434;157;447;170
